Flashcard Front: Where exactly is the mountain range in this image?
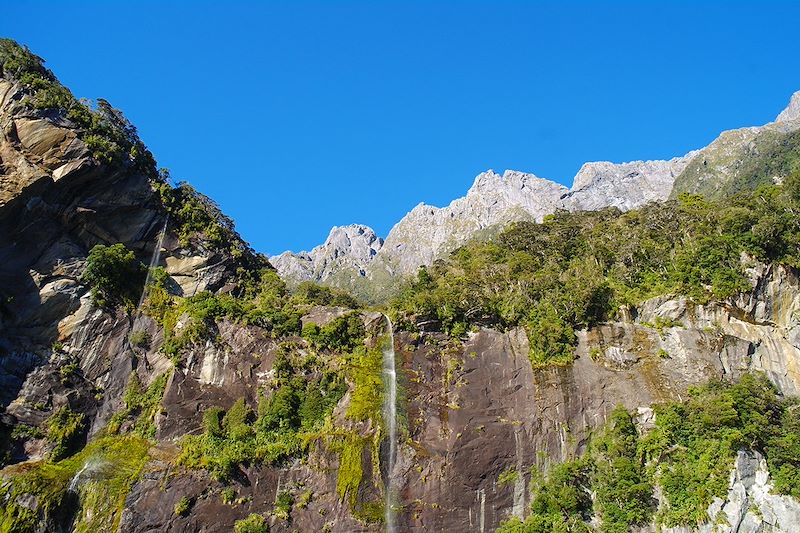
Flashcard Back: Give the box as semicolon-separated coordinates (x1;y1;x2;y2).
272;90;800;297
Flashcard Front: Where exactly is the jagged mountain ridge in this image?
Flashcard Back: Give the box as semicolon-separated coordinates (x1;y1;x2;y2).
273;90;800;289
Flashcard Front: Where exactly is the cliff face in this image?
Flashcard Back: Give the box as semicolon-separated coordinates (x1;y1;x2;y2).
103;255;800;533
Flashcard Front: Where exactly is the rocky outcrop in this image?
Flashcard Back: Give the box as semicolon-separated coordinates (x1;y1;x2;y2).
776;90;800;123
669;91;800;199
377;170;567;274
662;450;800;533
563;154;697;211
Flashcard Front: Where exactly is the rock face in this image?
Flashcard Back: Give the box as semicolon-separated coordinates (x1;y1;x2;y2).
0;71;256;452
378;170;568;274
111;259;800;533
274;89;800;289
670;91;800;199
662;450;800;533
270;224;383;284
776;90;800;123
562;154;697;212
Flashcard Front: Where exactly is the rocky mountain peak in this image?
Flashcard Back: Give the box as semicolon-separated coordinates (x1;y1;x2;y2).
273;89;800;295
467;169;557;195
564;154;698;211
269;223;383;283
322;224;383;258
776;90;800;123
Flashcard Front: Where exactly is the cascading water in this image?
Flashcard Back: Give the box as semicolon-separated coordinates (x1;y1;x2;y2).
381;315;398;533
67;463;89;493
136;217;169;311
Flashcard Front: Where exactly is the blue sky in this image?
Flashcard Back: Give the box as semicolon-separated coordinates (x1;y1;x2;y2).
4;2;800;255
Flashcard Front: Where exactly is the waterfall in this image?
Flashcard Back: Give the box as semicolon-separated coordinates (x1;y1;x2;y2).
136;217;168;311
67;463;89;493
382;315;398;533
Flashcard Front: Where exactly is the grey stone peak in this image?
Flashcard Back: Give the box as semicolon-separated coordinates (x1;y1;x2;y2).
270;224;383;283
776;90;800;123
564;153;699;212
377;169;568;273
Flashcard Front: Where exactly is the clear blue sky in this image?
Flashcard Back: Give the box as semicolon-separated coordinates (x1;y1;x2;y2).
4;2;800;255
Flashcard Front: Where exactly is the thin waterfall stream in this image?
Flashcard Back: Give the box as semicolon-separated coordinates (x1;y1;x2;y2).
382;315;398;533
136;217;169;312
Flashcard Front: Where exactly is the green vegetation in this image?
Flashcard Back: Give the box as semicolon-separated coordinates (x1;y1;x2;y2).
108;372;169;439
302;312;366;353
58;360;80;385
47;407;86;462
334;433;367;508
174;496;192;517
591;408;653;531
273;489;293;520
81;243;146;309
345;345;385;423
497;468;519;486
672;127;800;200
234;513;269;533
177;342;349;481
151;175;266;262
128;330;150;348
392;179;800;367
174;314;387;522
142;266;362;366
642;373;800;525
498;373;800;531
0;39;157;173
0;435;150;533
220;487;237;505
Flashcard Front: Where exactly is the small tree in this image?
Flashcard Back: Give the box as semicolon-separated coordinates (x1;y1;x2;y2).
81;243;145;308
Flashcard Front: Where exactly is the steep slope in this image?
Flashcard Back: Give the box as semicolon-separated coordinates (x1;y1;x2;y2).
670;112;800;199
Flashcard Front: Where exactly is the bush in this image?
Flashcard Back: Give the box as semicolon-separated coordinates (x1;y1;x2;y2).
220;487;236;505
47;406;86;461
108;372;168;438
129;330;151;348
234;513;269;533
82;243;146;309
292;281;360;309
273;489;293;520
302;312;365;352
174;496;192;516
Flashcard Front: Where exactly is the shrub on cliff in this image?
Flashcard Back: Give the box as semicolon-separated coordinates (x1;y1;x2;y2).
47;406;86;461
234;514;269;533
82;243;146;309
498;373;800;532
